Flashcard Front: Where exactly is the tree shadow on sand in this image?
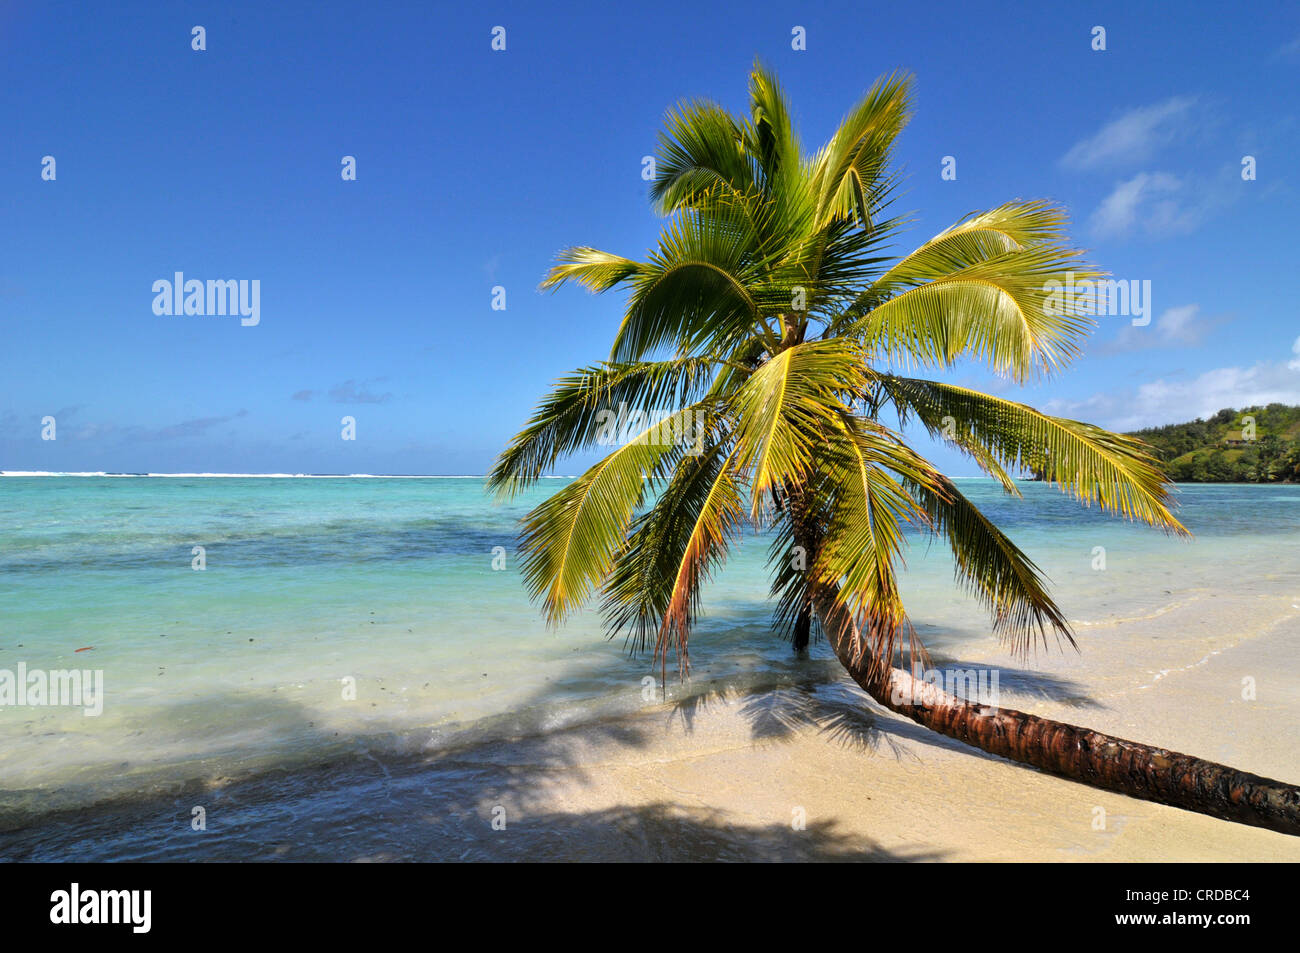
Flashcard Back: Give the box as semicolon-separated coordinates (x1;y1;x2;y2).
0;626;1098;862
667;649;1102;766
0;686;945;862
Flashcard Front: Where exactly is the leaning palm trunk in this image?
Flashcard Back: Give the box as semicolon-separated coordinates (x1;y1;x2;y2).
812;586;1300;836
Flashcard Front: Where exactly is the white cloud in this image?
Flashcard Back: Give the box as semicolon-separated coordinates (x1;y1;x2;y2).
1154;304;1202;342
1061;97;1196;170
1101;304;1221;353
1089;171;1228;239
1046;356;1300;431
1290;334;1300;370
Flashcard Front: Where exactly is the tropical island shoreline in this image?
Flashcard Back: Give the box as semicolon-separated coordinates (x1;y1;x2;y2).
4;566;1297;862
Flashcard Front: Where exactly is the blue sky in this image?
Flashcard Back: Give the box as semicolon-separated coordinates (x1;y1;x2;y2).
2;0;1298;474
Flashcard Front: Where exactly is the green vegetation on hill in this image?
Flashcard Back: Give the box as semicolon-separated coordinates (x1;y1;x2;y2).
1127;404;1300;483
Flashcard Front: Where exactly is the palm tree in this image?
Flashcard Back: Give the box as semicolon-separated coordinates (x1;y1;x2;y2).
490;65;1300;835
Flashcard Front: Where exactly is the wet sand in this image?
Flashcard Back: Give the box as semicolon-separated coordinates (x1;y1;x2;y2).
4;575;1298;862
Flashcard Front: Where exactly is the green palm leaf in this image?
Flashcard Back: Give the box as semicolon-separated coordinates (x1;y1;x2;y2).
728;339;865;512
810;71;912;231
880;377;1188;533
603;441;744;672
846;246;1099;381
518;405;706;623
905;472;1073;655
489;357;717;496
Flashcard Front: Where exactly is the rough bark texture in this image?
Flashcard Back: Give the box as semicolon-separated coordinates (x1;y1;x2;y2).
811;587;1300;837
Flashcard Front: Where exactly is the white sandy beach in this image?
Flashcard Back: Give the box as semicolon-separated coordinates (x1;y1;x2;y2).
5;565;1297;862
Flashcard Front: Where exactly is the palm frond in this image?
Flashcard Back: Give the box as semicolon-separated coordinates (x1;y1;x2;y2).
880;377;1189;533
905;471;1073;656
810;72;913;231
650;100;756;215
610;204;765;362
808;417;935;679
541;247;648;293
744;61;802;198
604;438;746;678
728;339;865;514
488;357;718;496
845;246;1100;381
517;405;705;623
870;200;1079;295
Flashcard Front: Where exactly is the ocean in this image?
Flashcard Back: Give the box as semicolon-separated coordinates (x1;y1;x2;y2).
1;476;1298;847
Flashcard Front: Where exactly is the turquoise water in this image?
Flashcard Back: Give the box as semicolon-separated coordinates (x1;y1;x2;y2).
1;476;1298;821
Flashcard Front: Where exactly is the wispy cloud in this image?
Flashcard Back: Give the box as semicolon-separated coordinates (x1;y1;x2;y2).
134;411;249;442
49;411;251;443
291;379;395;404
1061;97;1196;170
1290;334;1300;371
71;422;120;440
328;378;393;404
1089;172;1184;236
1088;169;1238;239
1099;304;1224;353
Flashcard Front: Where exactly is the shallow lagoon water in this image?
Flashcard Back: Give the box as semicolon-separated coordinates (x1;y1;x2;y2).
0;476;1296;829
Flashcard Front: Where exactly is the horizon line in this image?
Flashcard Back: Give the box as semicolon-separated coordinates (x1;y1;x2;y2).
0;471;557;479
0;470;994;480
